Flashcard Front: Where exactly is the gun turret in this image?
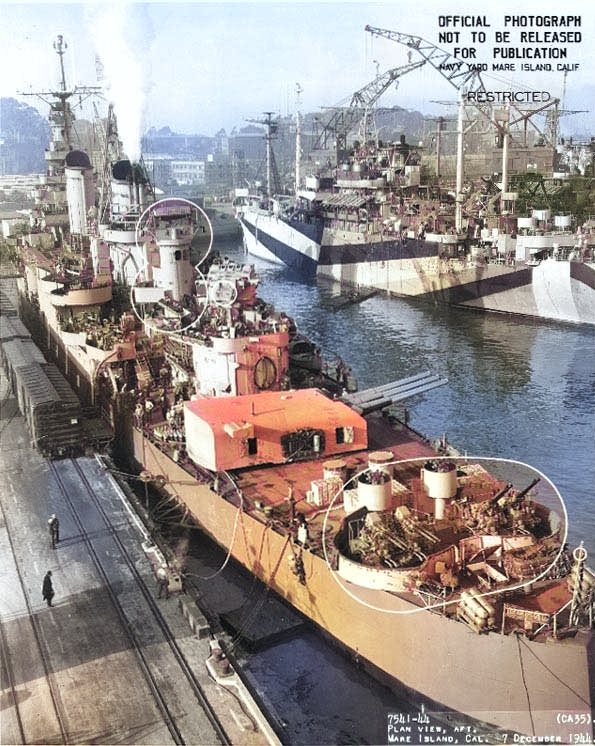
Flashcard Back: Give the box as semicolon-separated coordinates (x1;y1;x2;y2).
489;482;513;506
513;477;541;503
491;477;540;509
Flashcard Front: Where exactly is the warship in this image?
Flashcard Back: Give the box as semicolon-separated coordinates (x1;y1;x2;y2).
237;28;595;326
3;36;594;742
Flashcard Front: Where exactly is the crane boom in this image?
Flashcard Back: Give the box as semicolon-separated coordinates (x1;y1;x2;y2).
312;59;426;154
350;59;425;109
365;25;486;94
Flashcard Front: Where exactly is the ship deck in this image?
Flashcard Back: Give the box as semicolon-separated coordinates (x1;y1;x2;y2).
222;412;512;552
143;406;574;628
223;412;441;552
146;407;520;567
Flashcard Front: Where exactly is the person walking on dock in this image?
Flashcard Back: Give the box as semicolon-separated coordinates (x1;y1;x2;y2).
42;571;54;607
156;565;170;599
48;514;59;549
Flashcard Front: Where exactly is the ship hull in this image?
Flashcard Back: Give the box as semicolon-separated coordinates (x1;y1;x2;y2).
238;206;323;275
238;211;595;324
319;247;595;326
133;429;595;739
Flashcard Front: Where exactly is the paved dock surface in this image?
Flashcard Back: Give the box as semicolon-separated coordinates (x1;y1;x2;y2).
0;363;279;746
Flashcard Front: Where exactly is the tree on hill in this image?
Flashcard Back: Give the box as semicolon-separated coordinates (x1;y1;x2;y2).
0;98;50;175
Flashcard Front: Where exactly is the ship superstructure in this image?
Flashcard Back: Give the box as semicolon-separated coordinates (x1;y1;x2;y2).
12;37;355;447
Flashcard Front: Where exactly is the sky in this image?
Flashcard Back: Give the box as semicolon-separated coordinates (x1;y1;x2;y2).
1;1;593;160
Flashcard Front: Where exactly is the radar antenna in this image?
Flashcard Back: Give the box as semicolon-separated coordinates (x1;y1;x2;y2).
53;34;68;93
21;35;103;173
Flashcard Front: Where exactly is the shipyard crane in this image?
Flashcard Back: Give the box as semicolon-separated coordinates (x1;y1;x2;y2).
364;25;564;151
365;25;487;95
311;59;426;159
364;25;495;139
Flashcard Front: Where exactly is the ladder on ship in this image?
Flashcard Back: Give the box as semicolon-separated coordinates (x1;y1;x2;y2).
135;354;153;391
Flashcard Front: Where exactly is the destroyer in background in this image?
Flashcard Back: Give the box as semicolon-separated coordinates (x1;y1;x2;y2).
1;35;594;742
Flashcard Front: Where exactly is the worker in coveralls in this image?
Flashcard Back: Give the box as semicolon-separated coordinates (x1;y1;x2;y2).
157;565;170;599
48;514;59;549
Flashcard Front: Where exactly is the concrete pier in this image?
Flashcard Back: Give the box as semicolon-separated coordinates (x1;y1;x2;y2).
0;361;280;746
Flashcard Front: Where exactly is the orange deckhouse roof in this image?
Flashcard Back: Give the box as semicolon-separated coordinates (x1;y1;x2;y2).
184;388;368;472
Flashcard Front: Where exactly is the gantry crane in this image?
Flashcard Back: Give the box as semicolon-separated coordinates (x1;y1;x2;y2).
365;25;487;95
311;59;426;160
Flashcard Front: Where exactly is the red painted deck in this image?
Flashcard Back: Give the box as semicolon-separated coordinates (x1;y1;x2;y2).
231;411;443;553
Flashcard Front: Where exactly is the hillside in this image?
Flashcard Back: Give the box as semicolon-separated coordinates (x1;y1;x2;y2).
0;98;49;175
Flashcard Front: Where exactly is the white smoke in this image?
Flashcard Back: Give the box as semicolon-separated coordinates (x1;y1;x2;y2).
86;3;154;162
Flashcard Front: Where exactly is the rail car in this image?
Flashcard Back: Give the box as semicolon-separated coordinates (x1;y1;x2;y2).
0;289;19;318
0;295;84;458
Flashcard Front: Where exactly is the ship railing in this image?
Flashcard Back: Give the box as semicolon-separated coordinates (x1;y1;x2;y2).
531;621;552;639
50;278;111;294
530;598;574;640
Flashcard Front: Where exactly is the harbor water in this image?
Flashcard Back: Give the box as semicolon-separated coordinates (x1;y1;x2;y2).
195;240;595;745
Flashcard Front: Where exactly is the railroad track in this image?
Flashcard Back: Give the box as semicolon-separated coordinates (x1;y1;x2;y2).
0;498;70;744
52;457;230;744
1;456;230;745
